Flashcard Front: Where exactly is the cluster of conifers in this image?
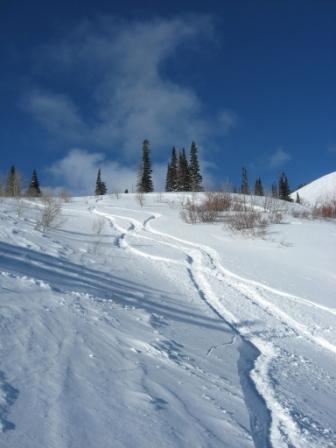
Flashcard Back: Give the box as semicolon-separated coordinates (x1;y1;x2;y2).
95;139;204;195
240;167;294;202
95;139;295;202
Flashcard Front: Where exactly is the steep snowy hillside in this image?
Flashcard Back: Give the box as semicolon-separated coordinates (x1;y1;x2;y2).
291;171;336;204
0;194;335;448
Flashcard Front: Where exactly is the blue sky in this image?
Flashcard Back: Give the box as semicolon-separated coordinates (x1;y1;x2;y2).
0;0;335;194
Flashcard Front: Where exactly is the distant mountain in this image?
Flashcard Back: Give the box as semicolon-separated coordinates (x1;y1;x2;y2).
291;171;336;204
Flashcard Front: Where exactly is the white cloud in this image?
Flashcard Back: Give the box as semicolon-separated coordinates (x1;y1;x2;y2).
24;15;234;158
23;90;86;143
218;109;238;134
269;148;291;168
48;149;138;195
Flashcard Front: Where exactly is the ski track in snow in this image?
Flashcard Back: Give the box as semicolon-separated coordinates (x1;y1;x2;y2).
93;204;336;448
1;198;335;447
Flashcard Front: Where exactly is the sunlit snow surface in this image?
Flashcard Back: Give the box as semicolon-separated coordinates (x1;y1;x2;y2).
0;193;335;448
291;171;336;205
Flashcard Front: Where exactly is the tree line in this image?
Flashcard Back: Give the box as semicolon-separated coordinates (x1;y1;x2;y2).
2;141;296;203
239;167;295;202
96;140;295;202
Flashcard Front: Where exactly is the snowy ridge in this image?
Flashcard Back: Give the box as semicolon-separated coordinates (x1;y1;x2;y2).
291;171;336;204
0;195;335;447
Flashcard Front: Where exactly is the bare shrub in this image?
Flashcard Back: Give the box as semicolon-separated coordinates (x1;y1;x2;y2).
231;199;245;211
155;192;166;203
135;191;145;207
291;209;311;219
204;191;232;212
269;211;283;224
227;209;269;237
180;192;233;224
180;198;198;223
58;189;72;203
14;198;26;218
196;203;219;223
263;195;289;214
312;200;336;219
91;217;106;254
36;196;62;231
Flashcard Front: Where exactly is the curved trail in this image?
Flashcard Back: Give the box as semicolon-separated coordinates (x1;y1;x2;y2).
95;208;336;356
1;197;335;447
94;205;330;448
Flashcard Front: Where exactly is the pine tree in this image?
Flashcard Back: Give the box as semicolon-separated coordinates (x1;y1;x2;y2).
177;149;191;191
295;192;301;204
27;169;41;197
170;147;178;192
241;167;249;195
6;165;21;197
189;141;203;192
138;139;154;193
278;172;292;201
254;177;264;196
165;162;172;192
95;169;107;195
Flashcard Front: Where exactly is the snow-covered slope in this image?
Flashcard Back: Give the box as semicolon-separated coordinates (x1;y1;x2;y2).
291;171;336;204
0;194;335;448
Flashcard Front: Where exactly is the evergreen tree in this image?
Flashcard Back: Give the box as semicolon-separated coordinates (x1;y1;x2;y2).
177;149;191;191
278;172;292;201
189;141;203;192
137;139;154;193
271;182;278;198
95;169;107;195
6;165;21;197
241;167;249;195
295;192;301;204
165;162;172;192
254;177;264;196
27;169;41;197
170;147;178;191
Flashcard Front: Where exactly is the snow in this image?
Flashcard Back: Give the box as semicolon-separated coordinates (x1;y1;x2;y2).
0;193;335;448
291;171;336;204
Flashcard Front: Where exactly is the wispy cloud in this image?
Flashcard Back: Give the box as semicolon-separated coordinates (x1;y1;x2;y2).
23;15;235;158
47;148;173;194
217;109;238;134
268;147;291;168
48;149;137;195
22;90;86;143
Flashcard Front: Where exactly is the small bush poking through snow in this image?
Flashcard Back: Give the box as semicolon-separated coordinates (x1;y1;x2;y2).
226;209;269;237
180;192;294;237
135;191;145;207
36;196;62;231
180;192;232;224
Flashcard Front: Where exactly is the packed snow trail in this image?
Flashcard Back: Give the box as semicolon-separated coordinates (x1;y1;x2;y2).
0;199;256;448
0;195;335;448
94;201;336;447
